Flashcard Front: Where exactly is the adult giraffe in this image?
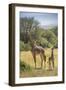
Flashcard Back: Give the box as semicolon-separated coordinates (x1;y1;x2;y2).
28;31;46;69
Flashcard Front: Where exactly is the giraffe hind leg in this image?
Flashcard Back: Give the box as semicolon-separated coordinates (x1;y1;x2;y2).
40;53;43;69
42;53;46;69
33;54;36;69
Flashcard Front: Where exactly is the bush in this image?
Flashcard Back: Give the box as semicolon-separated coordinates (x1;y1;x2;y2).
24;43;31;51
37;37;53;48
20;60;32;72
20;41;31;51
20;41;25;51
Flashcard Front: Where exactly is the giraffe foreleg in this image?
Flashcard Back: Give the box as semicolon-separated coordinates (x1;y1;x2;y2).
49;58;51;70
52;60;54;69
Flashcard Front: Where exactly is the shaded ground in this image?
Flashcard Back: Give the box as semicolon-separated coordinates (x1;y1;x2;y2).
20;67;58;77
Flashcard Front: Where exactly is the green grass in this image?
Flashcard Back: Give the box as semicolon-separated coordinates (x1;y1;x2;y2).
20;48;58;77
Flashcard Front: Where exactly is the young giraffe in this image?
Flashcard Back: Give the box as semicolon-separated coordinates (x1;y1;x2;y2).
48;48;54;70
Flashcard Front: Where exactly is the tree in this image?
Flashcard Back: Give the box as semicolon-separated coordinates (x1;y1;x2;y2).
20;17;39;43
50;26;58;36
42;30;58;48
20;17;58;50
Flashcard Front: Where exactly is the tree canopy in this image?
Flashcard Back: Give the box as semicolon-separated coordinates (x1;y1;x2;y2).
20;17;58;51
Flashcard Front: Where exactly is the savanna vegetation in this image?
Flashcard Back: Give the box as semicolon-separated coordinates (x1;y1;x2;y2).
20;17;58;77
20;17;58;51
20;49;58;77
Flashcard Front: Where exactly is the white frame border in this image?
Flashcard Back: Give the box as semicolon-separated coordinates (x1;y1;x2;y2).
15;6;63;84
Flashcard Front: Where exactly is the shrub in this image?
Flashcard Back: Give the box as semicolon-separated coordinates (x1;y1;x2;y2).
20;60;32;72
20;41;25;51
20;41;31;51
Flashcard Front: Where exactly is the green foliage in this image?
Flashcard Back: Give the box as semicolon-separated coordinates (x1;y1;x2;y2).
20;41;31;51
24;43;31;51
20;60;32;72
20;17;39;43
37;37;53;48
20;17;58;50
50;27;58;36
20;41;25;51
42;30;58;48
